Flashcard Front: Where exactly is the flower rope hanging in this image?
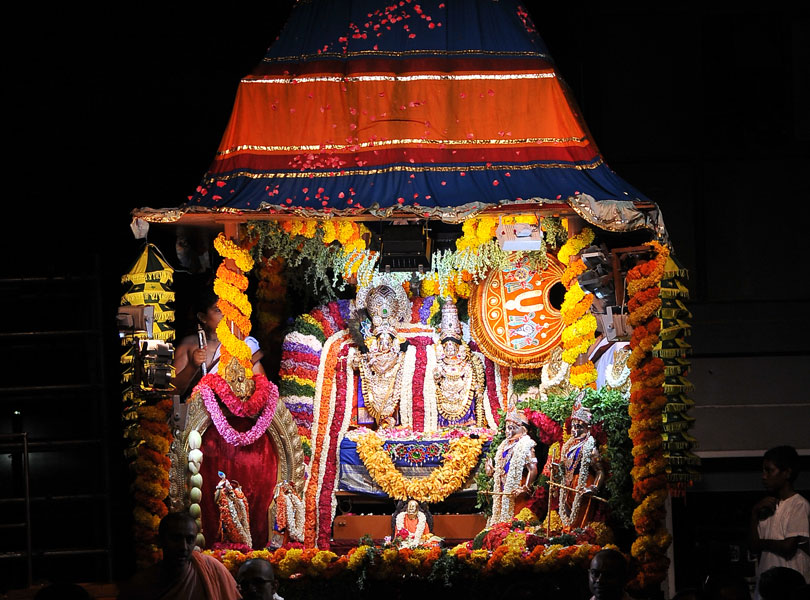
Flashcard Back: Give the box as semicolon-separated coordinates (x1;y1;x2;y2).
355;432;485;503
557;228;597;388
213;233;256;376
626;240;672;590
189;233;280;448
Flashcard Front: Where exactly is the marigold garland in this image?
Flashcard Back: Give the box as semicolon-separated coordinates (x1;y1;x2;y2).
556;228;595;267
355;432;485;503
214;233;255;273
625;241;671;591
557;229;598;387
131;398;172;567
213;234;255;376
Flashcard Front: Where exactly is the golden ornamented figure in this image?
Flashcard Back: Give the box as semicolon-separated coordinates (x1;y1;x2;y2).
214;471;252;547
549;395;606;530
486;410;538;526
352;284;410;429
433;299;485;427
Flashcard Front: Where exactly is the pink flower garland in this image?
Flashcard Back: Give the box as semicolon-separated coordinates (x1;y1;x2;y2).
411;341;429;431
199;373;273;417
201;381;279;447
524;409;563;445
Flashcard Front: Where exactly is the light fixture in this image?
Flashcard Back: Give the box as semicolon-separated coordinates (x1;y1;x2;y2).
496;215;544;251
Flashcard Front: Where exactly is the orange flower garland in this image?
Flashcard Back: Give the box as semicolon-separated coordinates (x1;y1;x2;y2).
625;241;671;591
131;397;172;567
213;233;255;376
558;228;597;387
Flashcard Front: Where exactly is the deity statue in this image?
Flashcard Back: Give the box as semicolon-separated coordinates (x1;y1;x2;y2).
351;283;410;429
214;471;252;547
486;410;538;526
548;395;606;530
270;480;305;548
433;299;486;427
391;498;441;548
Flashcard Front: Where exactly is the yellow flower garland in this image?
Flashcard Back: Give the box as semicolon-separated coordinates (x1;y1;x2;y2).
556;228;595;267
214;233;254;273
355;433;485;503
213;233;255;375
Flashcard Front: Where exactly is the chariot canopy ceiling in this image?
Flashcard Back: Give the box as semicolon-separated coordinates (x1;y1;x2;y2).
134;0;663;236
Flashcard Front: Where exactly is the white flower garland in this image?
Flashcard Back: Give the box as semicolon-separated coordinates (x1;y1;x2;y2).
605;347;631;393
304;330;348;539
395;510;427;548
541;357;568;388
558;435;596;528
330;350;356;531
423;345;439;432
285;490;306;542
472;350;498;429
400;344;417;430
489;434;536;526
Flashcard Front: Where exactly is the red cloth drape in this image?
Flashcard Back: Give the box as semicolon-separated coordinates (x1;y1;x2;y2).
200;412;278;549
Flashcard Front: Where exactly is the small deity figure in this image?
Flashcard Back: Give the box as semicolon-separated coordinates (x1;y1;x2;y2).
391;498;441;548
549;396;606;530
486;410;538;526
270;480;305;547
351;284;410;429
433;299;486;427
214;471;252;547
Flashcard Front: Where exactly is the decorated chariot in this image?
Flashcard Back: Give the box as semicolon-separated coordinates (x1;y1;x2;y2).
120;0;698;596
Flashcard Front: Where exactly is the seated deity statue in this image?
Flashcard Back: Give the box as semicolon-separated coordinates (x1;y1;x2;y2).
486;410;538;526
214;471;252;547
351;283;410;429
433;299;486;428
547;395;606;530
391;498;442;548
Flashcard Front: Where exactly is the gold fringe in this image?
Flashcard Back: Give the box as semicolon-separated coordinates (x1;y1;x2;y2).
121;270;173;286
665;452;701;466
121;290;176;305
663;256;689;279
666;471;701;482
659;280;690;299
664;363;689;377
121;332;148;346
663;402;695;414
659;298;691;318
664;384;694;395
121;347;135;364
152;305;175;323
662;421;693;433
653;338;691;358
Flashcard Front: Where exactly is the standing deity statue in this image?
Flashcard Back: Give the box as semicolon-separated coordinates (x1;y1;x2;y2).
433;299;486;427
486;410;538;526
214;471;252;547
549;395;606;530
351;283;410;429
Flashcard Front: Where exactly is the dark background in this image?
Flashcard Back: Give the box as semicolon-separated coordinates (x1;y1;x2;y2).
2;2;808;593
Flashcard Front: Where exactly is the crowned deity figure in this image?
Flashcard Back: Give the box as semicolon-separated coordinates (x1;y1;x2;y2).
214;471;252;547
351;283;410;429
548;395;606;530
486;410;538;526
433;299;486;428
